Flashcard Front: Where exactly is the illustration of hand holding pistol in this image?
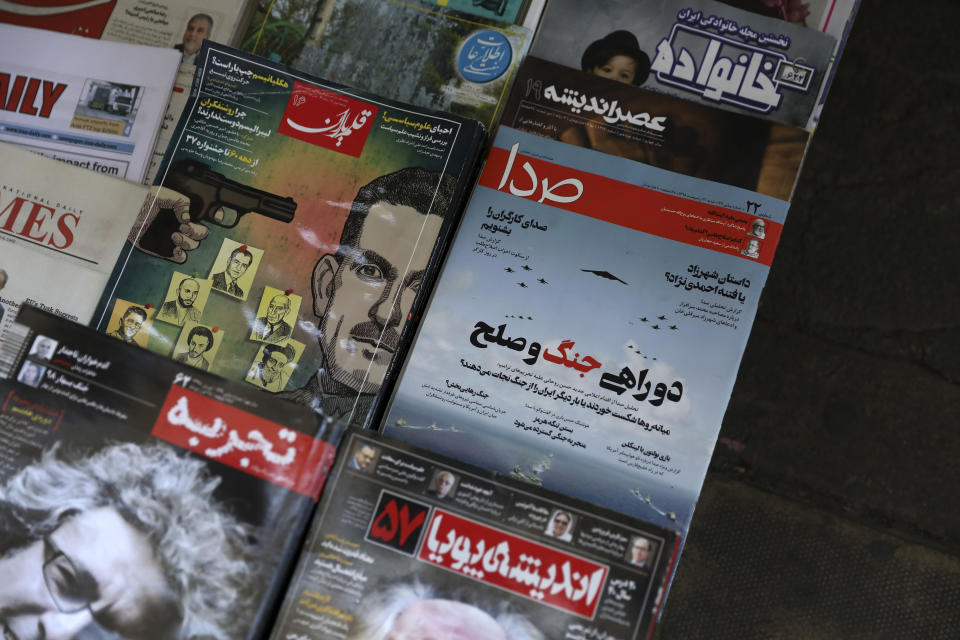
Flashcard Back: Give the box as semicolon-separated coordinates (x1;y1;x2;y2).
131;159;297;262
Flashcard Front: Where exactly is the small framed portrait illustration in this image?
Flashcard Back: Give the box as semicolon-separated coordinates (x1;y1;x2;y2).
171;322;224;372
245;339;306;392
155;272;213;327
105;299;156;348
747;218;767;239
207;239;264;301
741;238;761;259
249;286;302;344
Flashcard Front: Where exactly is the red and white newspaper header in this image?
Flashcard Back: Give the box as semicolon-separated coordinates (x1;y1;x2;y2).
419;508;608;618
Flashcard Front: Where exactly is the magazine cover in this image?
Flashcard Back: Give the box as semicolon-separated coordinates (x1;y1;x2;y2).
0;304;335;640
294;0;531;130
530;0;837;130
0;142;147;354
381;126;789;540
0;23;179;182
503;55;809;200
94;41;485;435
270;429;680;640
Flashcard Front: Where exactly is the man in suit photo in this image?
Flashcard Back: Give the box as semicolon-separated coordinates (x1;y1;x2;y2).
211;246;253;298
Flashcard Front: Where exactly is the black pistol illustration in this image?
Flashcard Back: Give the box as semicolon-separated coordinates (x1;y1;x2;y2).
139;159;297;258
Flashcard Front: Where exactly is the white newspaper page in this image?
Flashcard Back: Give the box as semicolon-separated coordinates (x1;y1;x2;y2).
0;24;179;182
0;142;147;369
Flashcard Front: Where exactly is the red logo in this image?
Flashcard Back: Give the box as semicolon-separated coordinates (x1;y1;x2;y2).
152;385;335;500
278;82;378;157
366;491;431;555
420;509;608;618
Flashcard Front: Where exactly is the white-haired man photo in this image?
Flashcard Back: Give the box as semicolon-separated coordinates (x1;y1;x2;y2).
0;442;259;640
347;581;545;640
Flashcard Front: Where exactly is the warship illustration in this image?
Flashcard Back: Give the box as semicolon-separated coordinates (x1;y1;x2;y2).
631;488;677;522
392;417;458;432
510;452;554;486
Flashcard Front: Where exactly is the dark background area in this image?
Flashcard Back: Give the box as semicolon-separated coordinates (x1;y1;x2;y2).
655;0;960;637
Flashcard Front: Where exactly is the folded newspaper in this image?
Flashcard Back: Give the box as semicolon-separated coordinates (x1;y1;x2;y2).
0;23;179;182
0;141;147;368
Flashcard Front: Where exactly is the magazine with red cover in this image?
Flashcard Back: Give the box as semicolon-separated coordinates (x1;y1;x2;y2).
0;304;336;640
270;429;679;639
93;41;485;438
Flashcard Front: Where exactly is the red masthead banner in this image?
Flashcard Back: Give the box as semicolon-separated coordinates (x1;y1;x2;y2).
278;82;378;157
478;143;781;266
152;385;335;500
419;508;609;619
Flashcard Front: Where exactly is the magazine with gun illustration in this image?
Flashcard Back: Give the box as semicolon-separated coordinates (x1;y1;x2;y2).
94;40;486;437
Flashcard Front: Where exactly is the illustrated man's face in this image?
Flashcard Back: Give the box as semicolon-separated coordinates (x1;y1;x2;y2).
266;296;290;324
122;312;144;339
551;512;571;536
352;445;375;470
177;279;200;307
227;252;252;280
182;17;211;55
386;599;507;640
752;222;764;235
187;334;210;359
433;472;454;497
313;202;443;394
0;506;176;640
631;538;651;565
747;239;760;253
262;350;289;383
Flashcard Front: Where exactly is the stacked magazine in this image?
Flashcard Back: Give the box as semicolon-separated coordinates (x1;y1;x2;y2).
272;429;680;639
373;0;861;618
93;41;486;442
0;305;333;639
0;0;862;635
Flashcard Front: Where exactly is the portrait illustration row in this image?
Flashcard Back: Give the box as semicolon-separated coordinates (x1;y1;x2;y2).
100;236;306;392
